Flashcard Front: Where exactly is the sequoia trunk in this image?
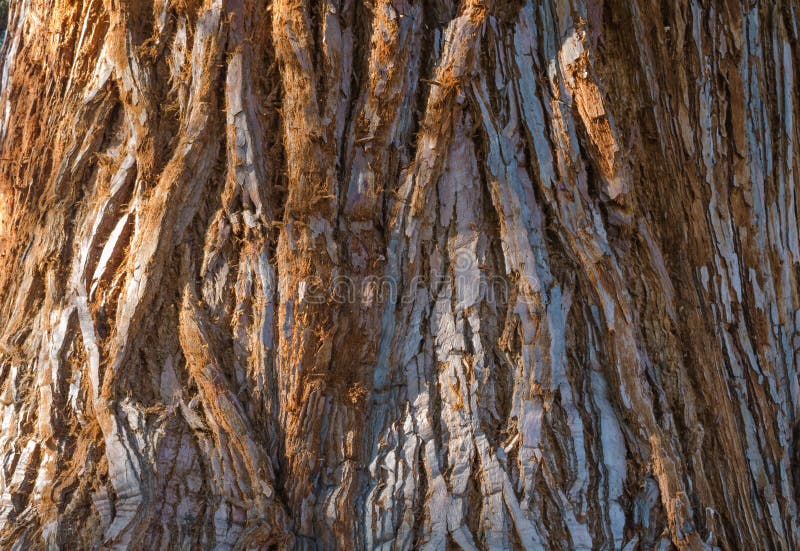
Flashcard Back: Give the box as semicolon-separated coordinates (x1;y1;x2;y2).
0;0;799;549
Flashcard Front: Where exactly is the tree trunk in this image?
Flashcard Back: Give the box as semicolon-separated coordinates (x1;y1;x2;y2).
0;0;798;549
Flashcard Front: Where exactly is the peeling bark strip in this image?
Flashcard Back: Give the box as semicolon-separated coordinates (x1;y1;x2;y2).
0;0;798;548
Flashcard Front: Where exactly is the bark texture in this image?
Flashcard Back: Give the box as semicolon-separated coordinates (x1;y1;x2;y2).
0;0;799;549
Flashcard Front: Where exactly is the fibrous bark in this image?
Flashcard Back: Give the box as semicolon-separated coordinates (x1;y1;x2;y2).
0;0;798;549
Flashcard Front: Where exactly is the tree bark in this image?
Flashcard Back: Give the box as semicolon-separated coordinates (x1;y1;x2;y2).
0;0;798;549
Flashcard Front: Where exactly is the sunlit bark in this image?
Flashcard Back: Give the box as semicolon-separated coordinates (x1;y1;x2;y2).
0;0;798;549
